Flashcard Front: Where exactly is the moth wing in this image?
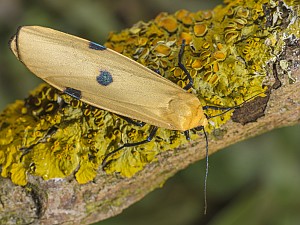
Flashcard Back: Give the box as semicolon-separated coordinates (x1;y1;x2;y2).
9;26;205;131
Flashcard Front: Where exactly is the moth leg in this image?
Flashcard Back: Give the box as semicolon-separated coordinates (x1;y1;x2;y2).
102;126;158;168
118;115;146;127
178;39;193;91
19;126;58;161
184;130;190;140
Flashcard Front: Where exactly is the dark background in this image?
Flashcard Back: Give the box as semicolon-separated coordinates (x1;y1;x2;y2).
0;1;299;225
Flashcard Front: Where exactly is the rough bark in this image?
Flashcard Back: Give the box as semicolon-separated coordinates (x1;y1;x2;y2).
1;33;300;225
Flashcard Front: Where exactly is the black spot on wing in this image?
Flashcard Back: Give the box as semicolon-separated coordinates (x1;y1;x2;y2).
64;87;82;100
89;42;106;50
96;71;113;86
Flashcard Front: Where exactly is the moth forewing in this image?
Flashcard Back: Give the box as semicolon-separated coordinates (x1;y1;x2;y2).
9;26;207;131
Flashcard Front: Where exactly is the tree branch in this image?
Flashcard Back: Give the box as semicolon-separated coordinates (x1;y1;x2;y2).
1;2;300;224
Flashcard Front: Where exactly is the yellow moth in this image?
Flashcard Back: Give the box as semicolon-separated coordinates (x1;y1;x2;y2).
9;26;208;132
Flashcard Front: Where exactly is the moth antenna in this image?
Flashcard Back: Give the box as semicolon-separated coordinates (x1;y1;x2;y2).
203;128;209;215
204;90;267;119
194;126;209;214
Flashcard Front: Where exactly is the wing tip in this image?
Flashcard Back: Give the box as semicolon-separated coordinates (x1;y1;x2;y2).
8;26;25;60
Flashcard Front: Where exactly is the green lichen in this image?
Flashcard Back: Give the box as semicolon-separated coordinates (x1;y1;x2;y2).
0;0;299;185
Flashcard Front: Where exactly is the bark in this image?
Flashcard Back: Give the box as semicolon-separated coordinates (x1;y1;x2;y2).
1;32;300;225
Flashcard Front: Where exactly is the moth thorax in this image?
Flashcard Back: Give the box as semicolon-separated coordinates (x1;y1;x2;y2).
168;95;206;131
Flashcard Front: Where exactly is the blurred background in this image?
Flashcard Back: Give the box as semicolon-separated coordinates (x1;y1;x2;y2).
0;1;299;225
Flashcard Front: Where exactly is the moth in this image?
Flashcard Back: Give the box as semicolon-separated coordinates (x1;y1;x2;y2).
9;26;208;132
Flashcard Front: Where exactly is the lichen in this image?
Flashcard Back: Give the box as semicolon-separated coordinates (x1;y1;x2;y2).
0;0;299;185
